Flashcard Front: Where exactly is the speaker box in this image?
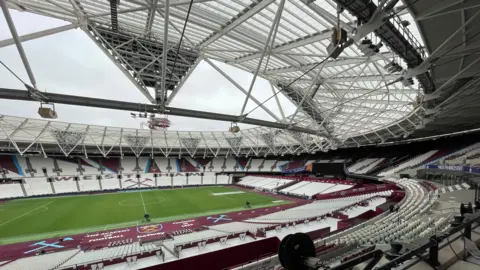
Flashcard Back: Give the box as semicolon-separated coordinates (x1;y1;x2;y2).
97;175;102;180
200;172;204;176
154;173;158;178
47;177;54;182
136;174;141;178
117;175;122;179
170;173;174;177
38;107;58;119
42;168;47;174
74;176;79;181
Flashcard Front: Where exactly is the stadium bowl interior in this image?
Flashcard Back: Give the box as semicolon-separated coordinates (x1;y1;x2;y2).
1;0;480;269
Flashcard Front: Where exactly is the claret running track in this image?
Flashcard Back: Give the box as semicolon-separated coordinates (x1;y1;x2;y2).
0;186;290;244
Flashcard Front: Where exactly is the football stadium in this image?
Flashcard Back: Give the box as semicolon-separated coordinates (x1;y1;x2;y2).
1;0;480;269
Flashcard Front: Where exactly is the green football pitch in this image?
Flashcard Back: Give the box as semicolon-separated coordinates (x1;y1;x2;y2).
0;186;290;244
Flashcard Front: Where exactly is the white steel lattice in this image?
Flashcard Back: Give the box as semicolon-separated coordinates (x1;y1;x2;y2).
226;136;243;155
180;137;200;157
124;135;149;157
50;130;86;156
0;0;430;146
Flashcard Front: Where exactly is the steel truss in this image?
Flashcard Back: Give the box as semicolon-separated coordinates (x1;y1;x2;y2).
1;0;431;151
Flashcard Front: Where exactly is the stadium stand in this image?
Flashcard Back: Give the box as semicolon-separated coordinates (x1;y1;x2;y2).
154;157;169;172
173;174;187;186
0;249;80;270
53;180;78;193
178;158;198;172
138;157;149;173
224;157;236;171
56;158;79;176
0;183;24;198
29;156;55;177
79;179;101;191
188;175;202;185
236;157;249;171
261;160;275;172
217;175;229;184
98;158;119;174
378;150;438;176
0;155;25;177
203;172;216;184
80;158;101;175
100;175;120;190
23;177;52;196
211;158;224;172
120;157;137;174
157;175;172;187
248;159;263;171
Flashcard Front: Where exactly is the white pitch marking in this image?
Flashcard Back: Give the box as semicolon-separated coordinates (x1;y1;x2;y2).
140;192;148;213
0;201;54;228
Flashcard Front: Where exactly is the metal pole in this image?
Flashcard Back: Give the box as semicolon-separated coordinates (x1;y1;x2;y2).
160;0;170;105
0;0;37;87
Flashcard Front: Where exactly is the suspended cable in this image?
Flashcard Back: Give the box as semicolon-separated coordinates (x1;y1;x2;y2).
0;60;28;86
165;0;194;102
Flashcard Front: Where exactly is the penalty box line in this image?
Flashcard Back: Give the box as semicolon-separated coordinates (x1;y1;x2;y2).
0;201;54;228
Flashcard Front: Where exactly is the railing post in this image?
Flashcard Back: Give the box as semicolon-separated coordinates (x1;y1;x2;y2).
428;237;440;266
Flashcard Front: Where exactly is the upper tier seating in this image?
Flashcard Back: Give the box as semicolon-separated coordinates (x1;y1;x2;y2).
348;158;377;173
356;158;385;174
0;155;25;177
224;157;236;171
378;150;438;176
261;160;275;172
29;156;55;176
248;159;263;171
155;157;169;172
121;157;137;174
211;158;224;172
56;158;79;175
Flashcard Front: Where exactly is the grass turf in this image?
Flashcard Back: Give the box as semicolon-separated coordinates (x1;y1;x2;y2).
0;186;290;244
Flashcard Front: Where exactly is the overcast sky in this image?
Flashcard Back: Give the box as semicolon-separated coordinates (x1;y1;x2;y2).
0;10;296;132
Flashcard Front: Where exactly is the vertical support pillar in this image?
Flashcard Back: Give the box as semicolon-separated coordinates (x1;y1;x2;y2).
118;175;123;189
20;180;28;196
49;178;56;194
75;177;81;192
53;157;61;176
25;157;36;177
98;175;103;190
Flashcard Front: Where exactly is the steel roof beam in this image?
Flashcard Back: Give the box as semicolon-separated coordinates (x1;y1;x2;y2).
264;53;395;74
0;22;80;48
199;0;275;49
0;88;325;136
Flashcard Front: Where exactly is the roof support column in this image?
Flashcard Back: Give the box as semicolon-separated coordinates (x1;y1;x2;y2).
239;0;284;117
0;0;37;87
160;0;170;105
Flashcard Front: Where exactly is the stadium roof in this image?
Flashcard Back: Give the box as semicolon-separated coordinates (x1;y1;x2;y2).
3;0;474;154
